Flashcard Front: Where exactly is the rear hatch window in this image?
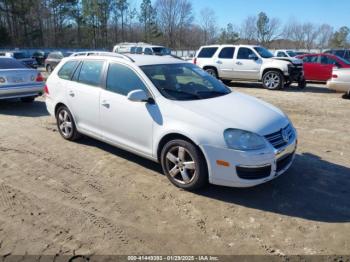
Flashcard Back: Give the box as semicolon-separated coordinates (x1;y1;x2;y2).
198;47;218;58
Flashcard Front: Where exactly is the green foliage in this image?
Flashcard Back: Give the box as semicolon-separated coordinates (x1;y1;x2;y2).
218;23;239;44
330;26;350;48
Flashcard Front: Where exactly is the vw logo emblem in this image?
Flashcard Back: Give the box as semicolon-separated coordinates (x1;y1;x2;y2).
282;128;289;143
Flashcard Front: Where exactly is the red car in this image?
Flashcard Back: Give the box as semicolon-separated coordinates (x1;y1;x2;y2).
297;53;350;82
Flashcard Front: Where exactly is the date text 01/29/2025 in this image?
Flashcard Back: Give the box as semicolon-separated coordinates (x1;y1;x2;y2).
127;255;219;261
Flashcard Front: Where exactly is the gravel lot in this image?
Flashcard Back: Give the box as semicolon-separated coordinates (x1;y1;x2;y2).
0;82;349;256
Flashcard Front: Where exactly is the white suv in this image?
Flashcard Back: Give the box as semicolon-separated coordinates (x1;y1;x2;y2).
45;53;297;190
194;45;305;90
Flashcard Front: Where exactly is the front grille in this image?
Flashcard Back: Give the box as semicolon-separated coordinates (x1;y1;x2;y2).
276;153;294;172
264;124;294;149
288;65;303;80
236;165;271;180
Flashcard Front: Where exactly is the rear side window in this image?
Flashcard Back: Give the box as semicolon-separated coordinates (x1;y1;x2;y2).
144;48;153;55
78;60;104;87
0;58;26;69
106;63;147;96
136;47;143;54
58;61;78;80
218;47;235;59
237;47;255;59
198;47;218;58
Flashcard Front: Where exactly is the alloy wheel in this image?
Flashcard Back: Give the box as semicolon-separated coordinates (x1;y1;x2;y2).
58;109;73;138
264;72;280;89
165;146;196;185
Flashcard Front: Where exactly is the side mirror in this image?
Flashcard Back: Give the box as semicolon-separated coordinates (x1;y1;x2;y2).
127;89;154;104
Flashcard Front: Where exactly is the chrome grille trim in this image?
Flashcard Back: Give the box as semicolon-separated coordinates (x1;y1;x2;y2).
264;124;294;149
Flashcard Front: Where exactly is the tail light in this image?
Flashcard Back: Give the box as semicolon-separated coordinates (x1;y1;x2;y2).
44;84;49;95
332;74;338;78
193;58;197;64
36;72;44;82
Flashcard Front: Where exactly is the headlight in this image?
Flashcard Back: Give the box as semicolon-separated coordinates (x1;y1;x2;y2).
224;129;267;151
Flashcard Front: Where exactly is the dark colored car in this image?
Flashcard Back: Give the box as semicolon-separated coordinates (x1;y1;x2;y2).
0;51;38;68
32;50;48;66
297;53;350;81
324;49;350;62
44;51;73;73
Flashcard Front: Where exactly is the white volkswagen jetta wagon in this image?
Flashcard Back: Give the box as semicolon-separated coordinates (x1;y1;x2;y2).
45;53;297;190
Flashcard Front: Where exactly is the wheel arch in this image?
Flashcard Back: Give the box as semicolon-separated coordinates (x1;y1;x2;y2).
156;133;204;163
261;68;285;81
203;66;219;77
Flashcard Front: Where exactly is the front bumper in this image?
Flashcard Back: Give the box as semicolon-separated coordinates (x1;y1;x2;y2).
285;65;304;82
0;83;44;100
200;137;297;188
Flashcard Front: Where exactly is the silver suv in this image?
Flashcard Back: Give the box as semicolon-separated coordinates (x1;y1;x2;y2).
194;45;306;90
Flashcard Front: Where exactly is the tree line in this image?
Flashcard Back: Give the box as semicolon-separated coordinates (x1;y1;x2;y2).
0;0;349;50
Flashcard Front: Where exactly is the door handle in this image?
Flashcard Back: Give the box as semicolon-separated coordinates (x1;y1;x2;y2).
68;91;75;97
216;60;223;64
236;62;243;65
101;101;110;108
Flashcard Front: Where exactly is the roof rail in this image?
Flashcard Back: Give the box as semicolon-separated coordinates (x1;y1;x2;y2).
71;51;135;62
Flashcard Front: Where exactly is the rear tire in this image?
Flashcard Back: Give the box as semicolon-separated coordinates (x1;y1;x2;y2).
205;68;218;78
298;78;307;89
20;96;35;103
56;106;81;141
160;139;208;190
262;70;284;90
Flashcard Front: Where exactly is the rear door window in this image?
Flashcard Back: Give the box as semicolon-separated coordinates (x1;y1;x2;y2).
58;61;79;80
77;60;104;87
197;47;218;58
218;47;235;59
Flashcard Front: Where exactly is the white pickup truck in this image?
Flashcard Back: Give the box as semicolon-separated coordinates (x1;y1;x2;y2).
194;45;306;90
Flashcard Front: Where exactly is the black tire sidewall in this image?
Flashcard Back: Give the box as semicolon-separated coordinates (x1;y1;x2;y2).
262;70;284;90
160;139;208;190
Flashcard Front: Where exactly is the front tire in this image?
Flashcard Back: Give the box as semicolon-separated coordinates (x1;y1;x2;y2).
56;106;81;141
160;139;208;190
262;70;284;90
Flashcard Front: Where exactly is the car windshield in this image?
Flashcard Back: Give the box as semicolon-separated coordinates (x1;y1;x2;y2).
141;63;231;101
13;52;30;59
152;47;171;55
286;51;297;57
254;47;274;58
0;58;27;69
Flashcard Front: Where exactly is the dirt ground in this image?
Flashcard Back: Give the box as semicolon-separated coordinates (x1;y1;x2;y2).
0;82;349;256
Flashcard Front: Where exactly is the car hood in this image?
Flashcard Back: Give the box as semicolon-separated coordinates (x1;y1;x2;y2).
271;57;303;65
170;92;289;136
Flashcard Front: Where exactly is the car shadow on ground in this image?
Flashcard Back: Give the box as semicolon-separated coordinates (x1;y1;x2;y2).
199;152;350;223
77;136;350;223
78;136;163;174
0;99;49;117
227;81;335;94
